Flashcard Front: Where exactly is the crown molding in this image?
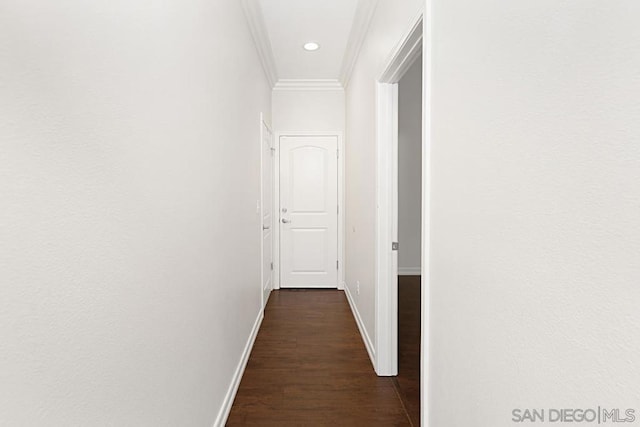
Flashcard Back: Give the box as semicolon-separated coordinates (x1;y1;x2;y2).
339;0;380;88
273;79;345;91
241;0;278;88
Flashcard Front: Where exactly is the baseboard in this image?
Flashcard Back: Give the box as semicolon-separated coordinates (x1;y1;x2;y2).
398;267;421;276
213;308;264;427
344;285;376;368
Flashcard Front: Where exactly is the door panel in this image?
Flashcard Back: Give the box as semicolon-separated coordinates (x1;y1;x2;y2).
261;122;274;308
280;136;338;288
291;228;328;272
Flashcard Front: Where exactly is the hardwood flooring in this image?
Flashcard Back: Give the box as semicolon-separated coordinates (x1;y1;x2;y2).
395;276;421;426
227;289;413;426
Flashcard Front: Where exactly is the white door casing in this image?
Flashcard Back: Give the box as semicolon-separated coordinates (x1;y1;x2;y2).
374;10;428;427
261;118;274;309
279;135;339;288
376;11;424;376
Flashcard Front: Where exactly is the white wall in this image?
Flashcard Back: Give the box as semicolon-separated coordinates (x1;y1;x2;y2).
398;57;422;274
0;1;270;425
429;0;640;425
272;89;345;132
345;0;424;358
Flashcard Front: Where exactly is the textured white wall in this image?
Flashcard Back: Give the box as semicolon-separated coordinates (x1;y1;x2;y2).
429;0;640;425
272;89;345;132
0;1;270;425
398;57;422;273
345;0;424;354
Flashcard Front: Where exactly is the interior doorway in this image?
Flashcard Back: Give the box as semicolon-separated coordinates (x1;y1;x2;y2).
374;11;428;426
395;55;423;427
374;12;423;376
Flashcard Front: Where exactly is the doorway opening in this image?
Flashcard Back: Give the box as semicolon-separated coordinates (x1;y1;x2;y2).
374;10;428;426
395;54;422;427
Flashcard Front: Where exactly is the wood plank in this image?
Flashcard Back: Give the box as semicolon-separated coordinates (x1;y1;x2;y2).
227;289;412;426
394;276;421;426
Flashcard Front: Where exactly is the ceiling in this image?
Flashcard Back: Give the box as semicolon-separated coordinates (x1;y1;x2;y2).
246;0;377;86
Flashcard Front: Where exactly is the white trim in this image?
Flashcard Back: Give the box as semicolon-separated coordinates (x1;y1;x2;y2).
374;9;424;378
375;82;399;377
339;0;380;87
273;79;344;91
241;0;278;88
274;131;345;290
213;309;264;427
338;133;346;291
344;286;375;366
259;113;274;310
273;133;281;290
421;5;432;426
398;267;421;276
379;11;424;84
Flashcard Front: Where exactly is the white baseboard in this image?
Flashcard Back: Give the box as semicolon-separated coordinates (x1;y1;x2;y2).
398;267;421;276
213;309;264;427
344;285;376;368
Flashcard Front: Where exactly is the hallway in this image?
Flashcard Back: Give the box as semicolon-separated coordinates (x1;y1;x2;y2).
227;290;412;426
3;1;639;425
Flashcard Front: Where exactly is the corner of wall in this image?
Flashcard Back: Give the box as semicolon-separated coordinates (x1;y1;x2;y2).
344;284;376;368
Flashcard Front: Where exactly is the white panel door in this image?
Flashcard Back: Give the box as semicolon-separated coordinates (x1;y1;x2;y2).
280;136;338;288
261;121;274;308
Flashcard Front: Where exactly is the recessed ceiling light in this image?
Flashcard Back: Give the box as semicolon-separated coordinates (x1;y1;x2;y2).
303;42;320;52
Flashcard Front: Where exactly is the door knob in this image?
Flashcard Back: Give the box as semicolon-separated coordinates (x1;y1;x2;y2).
282;219;291;224
263;225;270;230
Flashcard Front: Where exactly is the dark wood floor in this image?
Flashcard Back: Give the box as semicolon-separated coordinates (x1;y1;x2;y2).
395;276;421;426
227;289;415;426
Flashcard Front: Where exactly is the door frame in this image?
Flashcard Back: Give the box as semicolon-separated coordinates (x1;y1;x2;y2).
273;131;345;291
260;113;274;311
374;11;430;427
